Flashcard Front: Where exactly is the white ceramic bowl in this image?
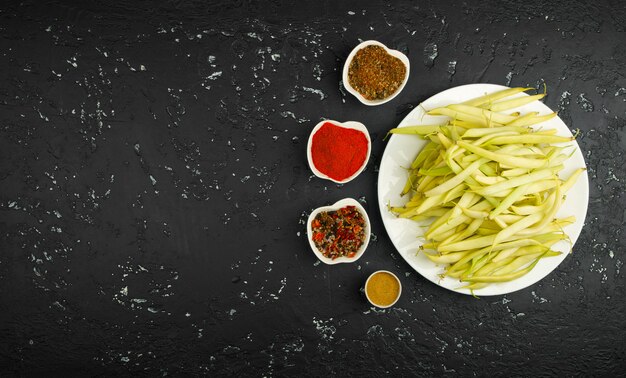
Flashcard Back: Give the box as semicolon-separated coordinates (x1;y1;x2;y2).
342;40;410;106
307;198;371;265
364;270;402;308
306;120;371;184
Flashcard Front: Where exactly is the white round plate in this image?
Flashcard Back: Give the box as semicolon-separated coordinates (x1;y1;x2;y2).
377;83;589;296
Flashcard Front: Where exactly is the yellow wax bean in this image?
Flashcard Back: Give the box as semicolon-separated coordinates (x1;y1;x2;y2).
491;247;521;263
507;146;546;156
506;112;557;127
389;125;448;135
450;192;479;219
504;112;539;127
404;192;424;207
401;194;445;217
419;208;449;218
489;183;531;220
411;141;438;169
474;174;507;186
426;149;445;169
484;134;574;145
446;263;472;278
462;256;543;283
474;168;556;196
420;241;439;250
449;125;462;141
546;154;570;168
462;253;499;279
487;234;563;251
447;104;518;124
501;168;530;177
492;212;543;246
428;134;441;144
462;154;483;164
497;214;530;224
390;206;412;214
442;183;468;204
486;93;546;112
511;244;560;259
417;184;464;214
461;87;534;107
401;169;418;196
490;253;543;275
442;218;485;246
471;257;517;280
487;179;559;198
425;214;470;240
561;168;586;193
426;208;454;233
437;132;453;149
478;219;502;230
497;247;560;275
511;200;550;215
461;207;489;219
518;217;573;237
533;129;559;135
425;158;489;197
418;166;453;176
438;224;470;246
442;218;483;244
518;187;561;235
462;125;532;138
425;251;469;264
517;219;574;237
478;162;499;177
471;131;521;147
447;248;490;274
450;119;488;129
409;215;431;222
489;143;521;154
476;227;499;235
415;173;437;193
430;227;460;242
445;144;465;167
438;234;498;253
457;141;547;169
493;216;509;229
461;249;515;281
399;201;430;218
427;107;505;127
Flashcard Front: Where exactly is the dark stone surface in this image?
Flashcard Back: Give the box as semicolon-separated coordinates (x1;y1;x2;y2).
0;0;624;376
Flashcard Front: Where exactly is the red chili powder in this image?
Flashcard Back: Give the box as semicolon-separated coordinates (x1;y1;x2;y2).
311;122;369;181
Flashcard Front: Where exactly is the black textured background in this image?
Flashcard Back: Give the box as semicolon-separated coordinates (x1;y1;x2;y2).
1;0;625;376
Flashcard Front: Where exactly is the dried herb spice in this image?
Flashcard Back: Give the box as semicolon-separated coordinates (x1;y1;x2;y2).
311;206;366;260
348;45;407;101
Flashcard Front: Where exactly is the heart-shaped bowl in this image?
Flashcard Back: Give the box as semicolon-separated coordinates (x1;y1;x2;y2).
307;198;371;265
307;120;371;184
342;40;410;106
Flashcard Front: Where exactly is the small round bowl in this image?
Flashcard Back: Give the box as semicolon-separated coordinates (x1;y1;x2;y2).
307;120;371;184
307;198;371;265
342;40;410;106
364;270;402;308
